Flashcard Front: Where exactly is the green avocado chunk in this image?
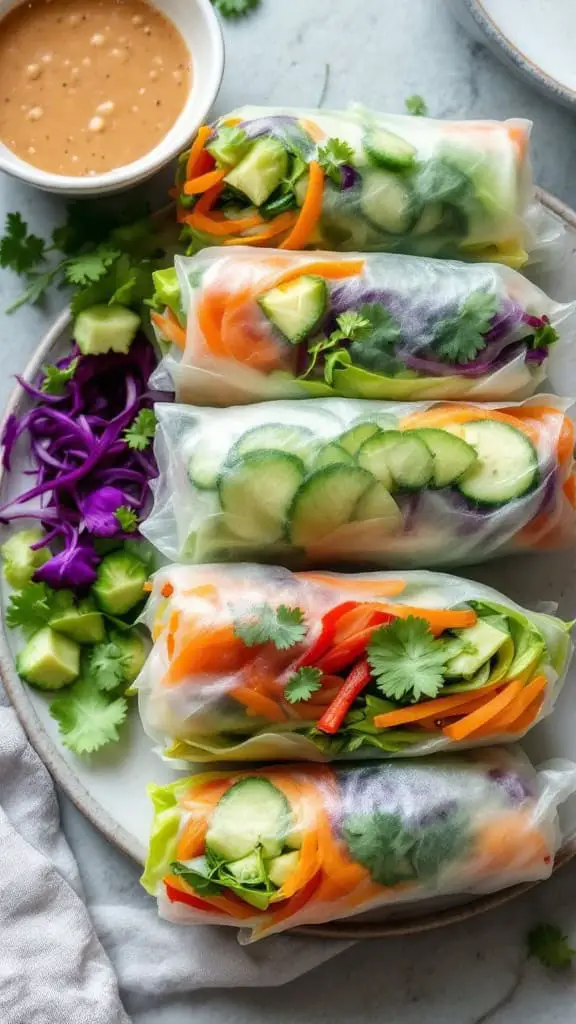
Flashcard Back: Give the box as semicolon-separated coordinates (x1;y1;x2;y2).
17;627;80;690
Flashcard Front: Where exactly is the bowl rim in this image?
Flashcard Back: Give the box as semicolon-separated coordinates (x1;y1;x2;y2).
0;0;224;194
464;0;576;109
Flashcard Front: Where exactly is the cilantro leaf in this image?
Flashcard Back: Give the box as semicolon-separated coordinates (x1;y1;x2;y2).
90;641;132;692
348;302;402;371
0;213;46;274
432;290;498;365
123;409;157;451
234;603;307;651
6;582;54;636
50;676;127;755
115;506;139;532
405;94;428;116
367;616;452;703
207;125;250;165
284;666;323;703
6;265;65;314
532;319;559;350
333;310;371;341
64;245;121;285
528;924;575;969
317;138;355;186
40;357;79;396
212;0;260;16
170;859;221;895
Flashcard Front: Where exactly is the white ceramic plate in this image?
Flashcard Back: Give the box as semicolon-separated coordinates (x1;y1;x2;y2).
455;0;576;111
2;188;576;937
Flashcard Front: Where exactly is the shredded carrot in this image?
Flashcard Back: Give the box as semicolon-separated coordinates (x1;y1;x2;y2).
222;211;298;246
507;122;529;161
280;160;325;250
164;626;248;683
400;405;540;446
185;124;212;179
295;572;406;597
473;810;549;872
230;686;287;722
299;117;326;142
151;310;186;349
443;679;524;741
480;674;547;732
186;209;264;237
166;632;175;660
161;582;174;599
259;258;366;292
143;581;152;593
372;681;507;729
184;167;228;195
196;290;229;356
375;603;477;632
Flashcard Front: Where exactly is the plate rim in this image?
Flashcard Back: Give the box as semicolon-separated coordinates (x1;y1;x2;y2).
2;188;576;938
464;0;576;109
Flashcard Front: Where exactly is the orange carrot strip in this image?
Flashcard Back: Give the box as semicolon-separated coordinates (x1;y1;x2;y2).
299;118;326;142
230;686;287;722
151;310;186;349
222;211;298;246
186;209;264;236
196;290;229;356
185;124;212;179
375;603;477;631
259;258;366;292
400;405;539;445
295;572;406;597
143;581;152;593
482;674;548;732
443;679;524;741
280;161;325;250
164;626;248;683
184;168;227;195
373;681;507;729
161;582;174;598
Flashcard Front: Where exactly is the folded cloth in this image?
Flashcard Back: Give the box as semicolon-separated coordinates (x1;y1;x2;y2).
0;702;351;1023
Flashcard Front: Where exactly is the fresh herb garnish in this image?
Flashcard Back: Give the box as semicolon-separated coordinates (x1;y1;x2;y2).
528;923;575;969
122;409;157;451
367;616;453;703
64;245;121;285
207;124;250;165
170;858;221;895
6;582;54;636
40;358;79;396
348;302;402;371
301;309;374;380
115;506;139;533
284;666;323;703
317;138;355;186
531;319;559;350
50;675;127;755
211;0;261;16
0;212;46;274
432;290;498;365
234;603;307;651
332;310;371;341
405;94;428;117
90;641;132;692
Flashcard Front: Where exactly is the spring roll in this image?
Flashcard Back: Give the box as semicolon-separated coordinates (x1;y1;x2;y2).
140;396;576;569
175;106;561;268
151;249;574;406
140;750;576;941
137;564;573;762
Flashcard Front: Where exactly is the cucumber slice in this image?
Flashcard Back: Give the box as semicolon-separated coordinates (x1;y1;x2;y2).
313;442;355;470
188;443;228;490
356;436;394;490
205;778;290;862
227;423;314;465
218;450;305;544
289;465;373;547
338;421;381;455
457;420;539;506
411;428;478;488
258;275;328;344
354;482;402;533
363;128;417;171
412;203;444;235
360;168;415;235
225;137;289;207
358;431;433;490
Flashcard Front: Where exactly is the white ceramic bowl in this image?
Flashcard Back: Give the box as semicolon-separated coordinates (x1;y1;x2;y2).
0;0;224;195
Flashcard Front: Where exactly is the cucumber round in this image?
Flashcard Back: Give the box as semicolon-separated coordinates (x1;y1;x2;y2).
218;450;305;544
358;431;433;490
313;442;355;470
227;423;315;465
356;436;394;490
457;420;539;506
337;421;381;455
411;428;478;488
354;482;402;533
363;128;417;171
205;778;290;862
360;168;415;235
188;443;229;491
288;465;374;547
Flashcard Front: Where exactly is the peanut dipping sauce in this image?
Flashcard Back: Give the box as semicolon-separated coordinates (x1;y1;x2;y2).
0;0;191;176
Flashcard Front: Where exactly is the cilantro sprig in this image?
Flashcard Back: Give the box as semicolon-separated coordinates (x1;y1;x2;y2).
90;641;132;692
284;666;323;703
211;0;260;16
234;603;307;651
115;506;139;533
40;358;79;396
317;138;355;186
6;581;54;636
367;616;454;703
405;94;428;117
528;924;575;969
0;213;46;274
432;290;498;365
122;409;157;451
50;675;128;755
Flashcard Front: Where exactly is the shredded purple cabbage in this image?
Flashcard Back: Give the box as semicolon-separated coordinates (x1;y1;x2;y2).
0;337;159;590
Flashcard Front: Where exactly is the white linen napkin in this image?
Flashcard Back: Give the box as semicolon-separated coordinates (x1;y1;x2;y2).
0;702;350;1023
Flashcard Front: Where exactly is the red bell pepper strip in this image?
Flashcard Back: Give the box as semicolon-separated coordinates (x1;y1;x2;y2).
316;612;395;674
295;601;360;669
317;658;372;735
165;883;214;913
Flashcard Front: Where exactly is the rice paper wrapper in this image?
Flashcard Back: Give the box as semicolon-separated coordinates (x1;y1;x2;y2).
151;248;575;407
135;564;573;762
140;395;576;571
140;750;576;941
176;105;566;269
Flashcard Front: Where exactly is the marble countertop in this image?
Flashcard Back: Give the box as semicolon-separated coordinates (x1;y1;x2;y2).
2;0;576;1020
